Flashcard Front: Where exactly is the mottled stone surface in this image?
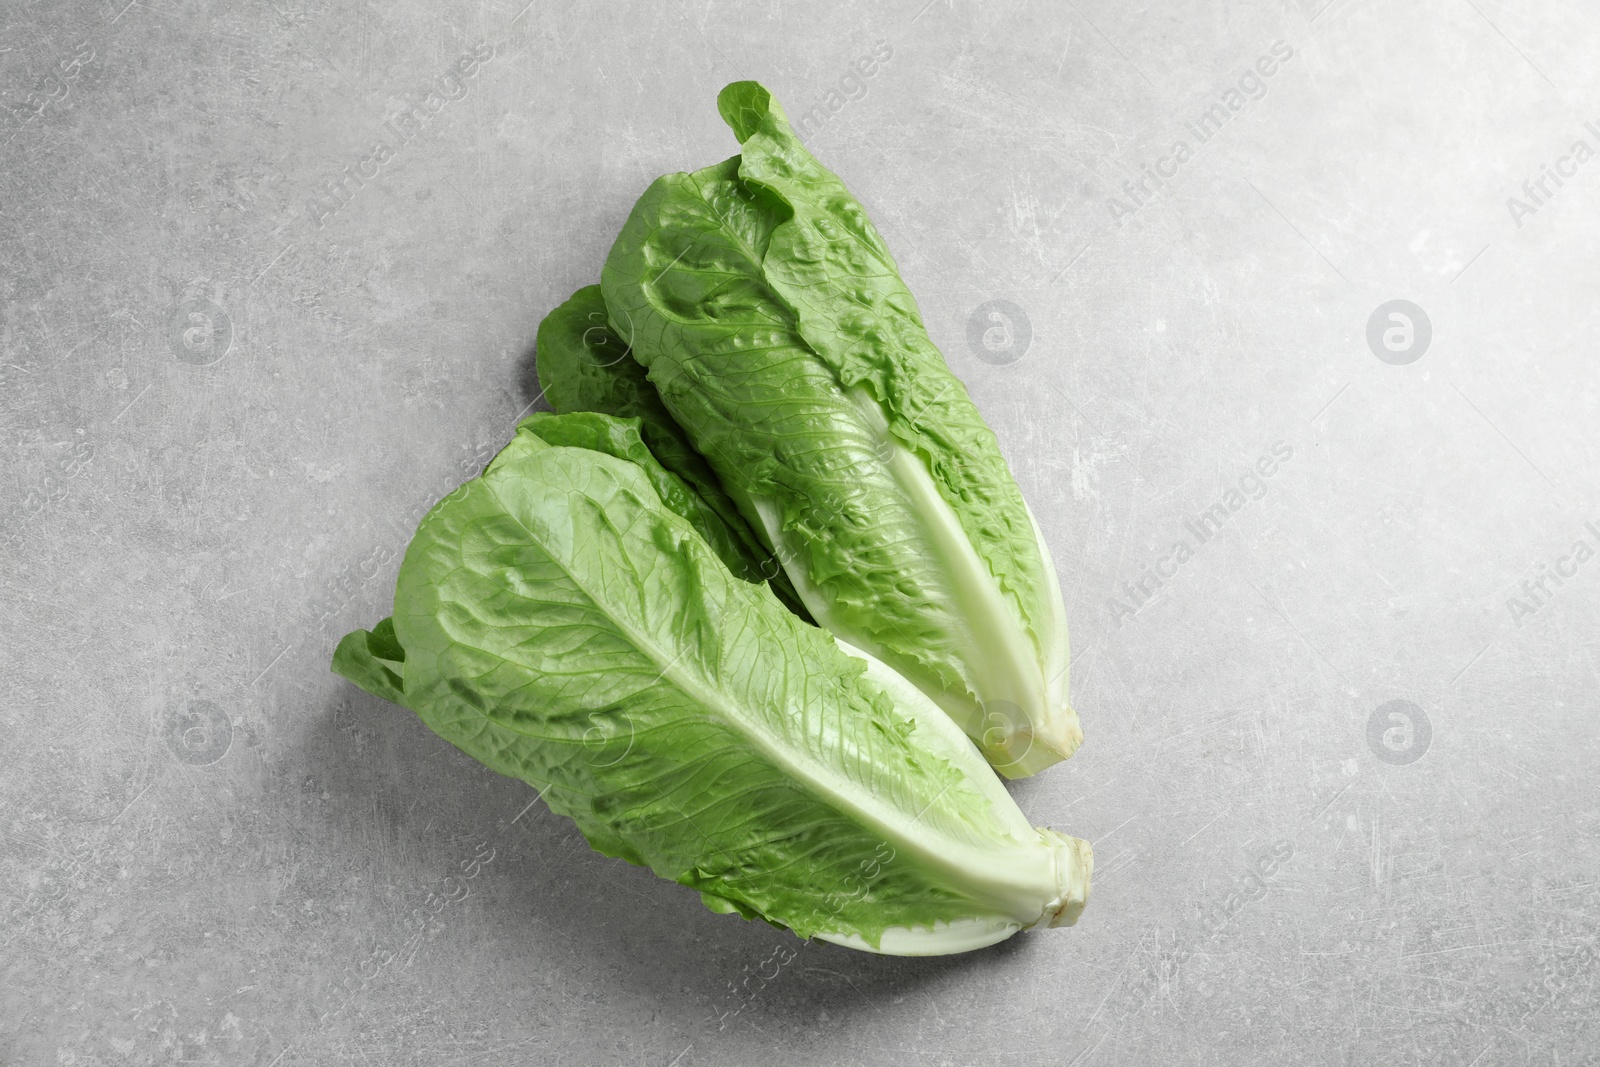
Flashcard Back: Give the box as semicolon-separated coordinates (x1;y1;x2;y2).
3;1;1596;1064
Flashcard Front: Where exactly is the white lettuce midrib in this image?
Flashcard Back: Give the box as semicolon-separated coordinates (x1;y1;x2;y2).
646;642;1060;927
1020;497;1070;714
482;461;1060;928
816;915;1023;955
759;388;1051;763
835;638;1033;840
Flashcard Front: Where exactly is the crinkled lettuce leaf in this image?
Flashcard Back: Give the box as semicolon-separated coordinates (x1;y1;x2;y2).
333;415;1090;953
534;285;810;620
333;409;767;701
600;81;1077;777
514;409;756;588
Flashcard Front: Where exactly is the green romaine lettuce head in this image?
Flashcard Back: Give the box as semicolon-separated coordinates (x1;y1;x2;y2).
333;414;1091;954
535;284;811;620
600;81;1078;777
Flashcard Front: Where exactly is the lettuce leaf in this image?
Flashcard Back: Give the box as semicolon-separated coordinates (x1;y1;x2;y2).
535;284;811;619
332;616;406;707
600;82;1078;777
333;415;1090;953
335;408;767;698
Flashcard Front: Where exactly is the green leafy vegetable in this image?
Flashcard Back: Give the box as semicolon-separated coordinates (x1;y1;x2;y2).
534;285;810;619
332;616;406;707
514;409;760;589
600;81;1078;777
334;416;1090;954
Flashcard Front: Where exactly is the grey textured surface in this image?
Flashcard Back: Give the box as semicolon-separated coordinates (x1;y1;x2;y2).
4;1;1597;1063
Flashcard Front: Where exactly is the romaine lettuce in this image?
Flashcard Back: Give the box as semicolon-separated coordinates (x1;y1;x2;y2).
333;415;1091;954
600;82;1078;777
534;285;811;620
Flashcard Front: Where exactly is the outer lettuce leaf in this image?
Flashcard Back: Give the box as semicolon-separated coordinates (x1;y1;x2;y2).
336;408;801;698
337;408;774;688
513;409;758;587
333;418;1090;953
600;82;1077;777
534;285;810;619
332;616;406;707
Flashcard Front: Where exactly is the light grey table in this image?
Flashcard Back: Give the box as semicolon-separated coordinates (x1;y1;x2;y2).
4;1;1596;1063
